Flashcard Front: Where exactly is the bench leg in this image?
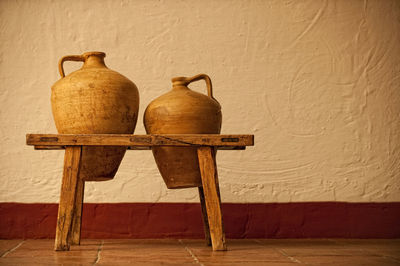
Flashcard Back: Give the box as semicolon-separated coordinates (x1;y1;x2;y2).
197;147;227;251
71;177;84;245
198;187;212;246
55;146;82;251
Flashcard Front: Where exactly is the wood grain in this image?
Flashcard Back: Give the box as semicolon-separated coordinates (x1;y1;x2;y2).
197;147;227;251
55;146;82;251
198;187;212;246
26;134;254;148
70;177;84;245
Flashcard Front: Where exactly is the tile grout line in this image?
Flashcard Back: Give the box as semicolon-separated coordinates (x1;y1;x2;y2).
1;240;26;258
328;238;400;261
93;240;104;265
185;246;204;266
178;239;204;266
278;249;303;264
254;240;303;264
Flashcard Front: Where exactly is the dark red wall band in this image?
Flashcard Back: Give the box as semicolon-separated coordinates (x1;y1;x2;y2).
1;202;399;239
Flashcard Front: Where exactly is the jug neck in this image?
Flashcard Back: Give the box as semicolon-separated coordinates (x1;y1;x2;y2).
82;52;107;68
172;77;190;89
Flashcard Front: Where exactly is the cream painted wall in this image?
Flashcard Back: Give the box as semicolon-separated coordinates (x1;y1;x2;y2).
0;0;399;203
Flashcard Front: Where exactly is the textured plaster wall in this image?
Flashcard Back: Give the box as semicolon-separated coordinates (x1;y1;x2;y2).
0;0;399;203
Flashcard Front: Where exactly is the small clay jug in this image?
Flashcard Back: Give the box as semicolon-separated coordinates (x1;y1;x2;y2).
51;51;139;181
144;74;222;188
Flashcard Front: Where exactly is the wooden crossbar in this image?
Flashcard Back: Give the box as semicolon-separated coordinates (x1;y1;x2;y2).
26;134;254;150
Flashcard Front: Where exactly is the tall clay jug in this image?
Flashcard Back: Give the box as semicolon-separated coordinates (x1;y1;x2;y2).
144;74;222;188
51;51;139;181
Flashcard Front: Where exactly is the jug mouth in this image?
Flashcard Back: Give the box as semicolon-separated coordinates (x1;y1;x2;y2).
171;76;189;86
82;51;106;59
171;76;186;82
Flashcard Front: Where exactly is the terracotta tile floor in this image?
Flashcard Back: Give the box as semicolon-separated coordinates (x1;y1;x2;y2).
0;239;399;265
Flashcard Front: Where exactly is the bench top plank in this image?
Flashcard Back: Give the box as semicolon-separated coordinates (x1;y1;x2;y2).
26;134;254;150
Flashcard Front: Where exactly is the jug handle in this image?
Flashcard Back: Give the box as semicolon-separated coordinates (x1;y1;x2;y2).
186;74;214;99
58;55;85;78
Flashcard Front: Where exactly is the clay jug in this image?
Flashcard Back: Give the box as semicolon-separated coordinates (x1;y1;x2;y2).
144;74;222;189
51;51;139;181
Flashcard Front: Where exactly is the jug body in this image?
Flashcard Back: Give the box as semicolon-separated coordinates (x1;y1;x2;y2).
51;51;139;181
144;74;222;188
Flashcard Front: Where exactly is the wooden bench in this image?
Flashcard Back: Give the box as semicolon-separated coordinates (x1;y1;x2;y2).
26;134;254;251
